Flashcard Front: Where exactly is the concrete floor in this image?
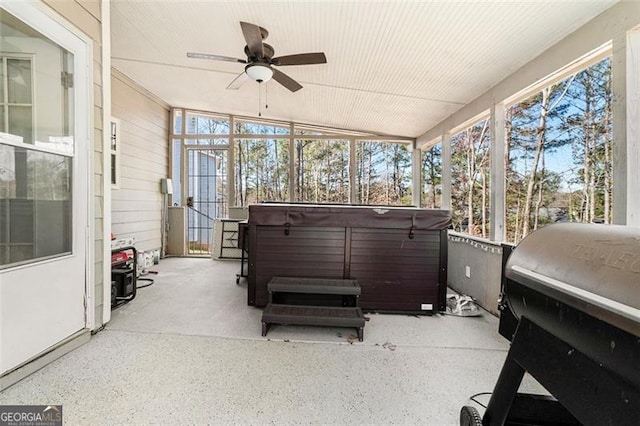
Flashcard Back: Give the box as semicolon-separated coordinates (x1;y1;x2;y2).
0;257;544;425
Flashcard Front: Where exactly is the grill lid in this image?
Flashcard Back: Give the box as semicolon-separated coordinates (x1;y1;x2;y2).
505;223;640;337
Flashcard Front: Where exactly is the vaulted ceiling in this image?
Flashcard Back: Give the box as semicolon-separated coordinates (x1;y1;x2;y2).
111;1;617;138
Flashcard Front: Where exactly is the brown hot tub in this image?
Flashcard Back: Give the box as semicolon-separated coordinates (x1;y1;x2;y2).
246;203;451;313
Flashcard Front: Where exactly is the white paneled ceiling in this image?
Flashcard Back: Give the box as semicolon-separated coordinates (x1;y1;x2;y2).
111;1;617;138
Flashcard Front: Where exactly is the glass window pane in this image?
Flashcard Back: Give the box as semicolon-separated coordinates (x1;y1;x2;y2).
0;143;16;199
0;61;4;102
110;121;117;151
8;105;33;144
421;142;442;209
234;120;289;135
450;120;491;237
235;139;289;206
355;141;412;206
172;139;181;205
173;109;183;134
185;112;229;135
294;125;343;136
294;139;349;203
505;57;612;243
0;144;71;267
110;154;116;185
2;10;73;153
7;59;32;104
0;9;75;268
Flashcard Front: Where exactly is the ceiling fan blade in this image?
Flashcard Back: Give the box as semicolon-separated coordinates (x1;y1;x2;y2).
272;68;303;92
227;72;251;90
272;52;327;66
240;21;264;58
187;52;246;63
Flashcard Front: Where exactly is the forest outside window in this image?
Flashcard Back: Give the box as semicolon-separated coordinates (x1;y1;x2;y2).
421;142;442;209
355;140;412;206
235;138;289;206
170;109;416;208
451;120;492;238
505;57;612;243
294;139;349;203
185;111;230;135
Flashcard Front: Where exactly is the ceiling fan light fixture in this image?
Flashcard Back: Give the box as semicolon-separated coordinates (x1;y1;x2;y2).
245;64;273;83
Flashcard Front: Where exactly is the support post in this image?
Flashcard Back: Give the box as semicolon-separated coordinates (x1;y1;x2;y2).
490;104;506;241
441;132;452;211
612;29;640;226
412;141;421;207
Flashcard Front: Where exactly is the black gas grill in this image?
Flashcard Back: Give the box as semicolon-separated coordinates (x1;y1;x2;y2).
461;223;640;426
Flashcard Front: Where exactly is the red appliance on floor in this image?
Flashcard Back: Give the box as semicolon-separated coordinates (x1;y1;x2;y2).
111;246;137;308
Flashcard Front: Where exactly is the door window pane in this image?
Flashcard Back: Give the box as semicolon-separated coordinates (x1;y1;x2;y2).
8;105;32;144
0;10;74;268
0;145;71;266
7;59;32;104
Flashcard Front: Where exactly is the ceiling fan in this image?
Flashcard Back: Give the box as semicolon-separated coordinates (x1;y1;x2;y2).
187;21;327;93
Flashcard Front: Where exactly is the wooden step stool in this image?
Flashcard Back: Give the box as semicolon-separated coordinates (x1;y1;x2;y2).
261;277;365;341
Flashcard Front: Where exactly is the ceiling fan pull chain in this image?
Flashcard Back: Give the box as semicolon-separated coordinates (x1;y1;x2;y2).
258;83;262;117
265;82;269;110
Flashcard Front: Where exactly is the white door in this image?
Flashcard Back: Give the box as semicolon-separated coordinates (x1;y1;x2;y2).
0;4;90;374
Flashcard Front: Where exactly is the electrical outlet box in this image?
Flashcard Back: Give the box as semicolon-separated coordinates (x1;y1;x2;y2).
161;178;173;194
465;265;471;278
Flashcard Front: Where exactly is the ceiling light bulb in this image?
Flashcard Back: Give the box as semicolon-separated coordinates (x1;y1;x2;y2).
245;64;273;83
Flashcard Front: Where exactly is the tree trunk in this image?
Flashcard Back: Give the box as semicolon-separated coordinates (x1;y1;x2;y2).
467;129;475;234
385;145;390;204
244;144;251;205
534;150;545;231
604;106;612;224
237;142;244;206
505;109;513;240
481;170;487;237
522;87;550;239
514;197;520;244
274;140;281;200
582;78;593;223
366;147;372;203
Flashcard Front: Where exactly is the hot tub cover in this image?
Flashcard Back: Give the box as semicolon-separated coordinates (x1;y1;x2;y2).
248;203;451;230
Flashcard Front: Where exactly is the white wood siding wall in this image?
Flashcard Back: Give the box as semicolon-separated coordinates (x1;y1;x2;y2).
42;0;105;326
111;71;169;253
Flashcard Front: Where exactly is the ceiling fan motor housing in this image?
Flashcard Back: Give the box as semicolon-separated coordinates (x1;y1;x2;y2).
244;43;275;61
